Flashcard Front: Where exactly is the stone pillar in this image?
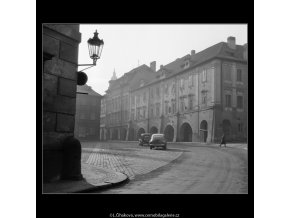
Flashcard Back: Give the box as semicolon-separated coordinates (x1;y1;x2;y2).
118;128;121;140
110;128;113;140
126;125;129;141
61;136;83;180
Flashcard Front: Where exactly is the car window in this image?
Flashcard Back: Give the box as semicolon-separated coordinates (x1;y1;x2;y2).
152;135;165;140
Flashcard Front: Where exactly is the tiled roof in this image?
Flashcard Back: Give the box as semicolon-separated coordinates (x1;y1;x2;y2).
107;40;247;92
77;84;102;96
107;64;155;92
156;42;246;79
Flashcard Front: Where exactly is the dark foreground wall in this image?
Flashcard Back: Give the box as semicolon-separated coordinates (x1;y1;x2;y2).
43;24;81;182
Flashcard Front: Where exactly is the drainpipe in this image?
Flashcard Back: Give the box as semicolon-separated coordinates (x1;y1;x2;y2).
147;87;150;132
197;70;200;141
211;105;215;142
220;60;223;138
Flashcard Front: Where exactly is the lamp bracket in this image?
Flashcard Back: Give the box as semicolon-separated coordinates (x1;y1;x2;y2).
78;65;94;72
78;63;95;66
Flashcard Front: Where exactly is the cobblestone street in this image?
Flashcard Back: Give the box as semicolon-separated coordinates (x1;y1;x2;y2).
82;143;183;179
80;141;248;194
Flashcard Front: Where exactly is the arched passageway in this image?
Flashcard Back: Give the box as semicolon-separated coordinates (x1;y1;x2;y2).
150;126;158;134
112;129;118;140
137;128;145;139
222;119;231;139
100;129;104;141
120;128;127;141
180;122;192;142
128;128;135;141
164;125;174;142
200;120;208;142
106;129;110;140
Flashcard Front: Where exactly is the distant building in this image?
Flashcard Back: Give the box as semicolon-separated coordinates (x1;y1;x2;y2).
100;36;248;143
75;85;102;140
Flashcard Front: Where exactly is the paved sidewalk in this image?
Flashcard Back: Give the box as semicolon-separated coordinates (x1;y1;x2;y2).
82;147;183;179
214;143;248;150
43;163;128;193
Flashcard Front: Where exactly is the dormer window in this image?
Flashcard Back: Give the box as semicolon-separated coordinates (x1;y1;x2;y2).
140;79;144;87
184;60;190;69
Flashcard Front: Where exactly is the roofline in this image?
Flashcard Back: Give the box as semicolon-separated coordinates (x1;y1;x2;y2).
131;57;247;92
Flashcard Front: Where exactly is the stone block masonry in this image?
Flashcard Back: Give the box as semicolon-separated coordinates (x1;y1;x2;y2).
56;113;75;132
58;77;77;98
43;24;81;183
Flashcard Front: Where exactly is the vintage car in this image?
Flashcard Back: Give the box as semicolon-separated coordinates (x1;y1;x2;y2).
149;134;167;150
138;133;152;146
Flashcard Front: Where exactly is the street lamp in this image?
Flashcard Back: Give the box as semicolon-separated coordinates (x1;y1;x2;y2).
77;29;104;86
87;30;104;65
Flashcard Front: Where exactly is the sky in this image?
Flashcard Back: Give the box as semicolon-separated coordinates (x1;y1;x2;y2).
78;24;247;95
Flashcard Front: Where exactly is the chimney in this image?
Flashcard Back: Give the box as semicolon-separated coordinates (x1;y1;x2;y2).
191;50;195;56
160;65;163;70
227;36;236;49
150;61;156;72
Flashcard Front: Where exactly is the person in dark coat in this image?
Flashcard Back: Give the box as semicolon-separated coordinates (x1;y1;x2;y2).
219;134;226;147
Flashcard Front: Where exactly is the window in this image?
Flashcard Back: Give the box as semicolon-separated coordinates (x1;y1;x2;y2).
79;126;86;137
171;84;176;95
237;69;242;82
143;92;146;101
189;95;194;110
150;89;154;99
189;75;195;87
136;108;140;120
237;96;243;109
238;123;244;132
202;70;207;82
156;103;160;117
180;97;185;112
225;95;232;107
90;128;95;135
131;109;135;120
180;78;184;89
143;106;146;118
156;87;160;98
131;96;135;106
164;83;168;94
202;94;207;104
90;112;95;120
171;99;176;114
184;60;189;69
150;106;154;117
165;101;169;114
225;70;231;81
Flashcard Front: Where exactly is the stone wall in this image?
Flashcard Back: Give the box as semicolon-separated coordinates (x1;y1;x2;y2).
43;24;81;182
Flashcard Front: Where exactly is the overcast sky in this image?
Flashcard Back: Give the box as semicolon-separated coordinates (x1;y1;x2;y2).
78;24;247;95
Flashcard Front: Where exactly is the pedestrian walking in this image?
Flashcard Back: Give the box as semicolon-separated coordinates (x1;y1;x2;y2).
219;134;226;147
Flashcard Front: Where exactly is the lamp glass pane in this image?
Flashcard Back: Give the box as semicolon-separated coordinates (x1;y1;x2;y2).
99;44;104;58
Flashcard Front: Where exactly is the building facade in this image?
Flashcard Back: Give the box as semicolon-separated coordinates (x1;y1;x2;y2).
100;37;248;143
74;85;102;140
43;24;81;182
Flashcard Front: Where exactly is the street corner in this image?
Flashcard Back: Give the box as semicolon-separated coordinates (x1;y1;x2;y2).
80;163;129;191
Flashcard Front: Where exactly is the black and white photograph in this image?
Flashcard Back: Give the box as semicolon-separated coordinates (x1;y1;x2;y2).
42;24;248;195
8;0;290;217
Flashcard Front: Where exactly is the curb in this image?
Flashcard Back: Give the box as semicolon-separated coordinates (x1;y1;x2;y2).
75;172;130;193
43;166;129;194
